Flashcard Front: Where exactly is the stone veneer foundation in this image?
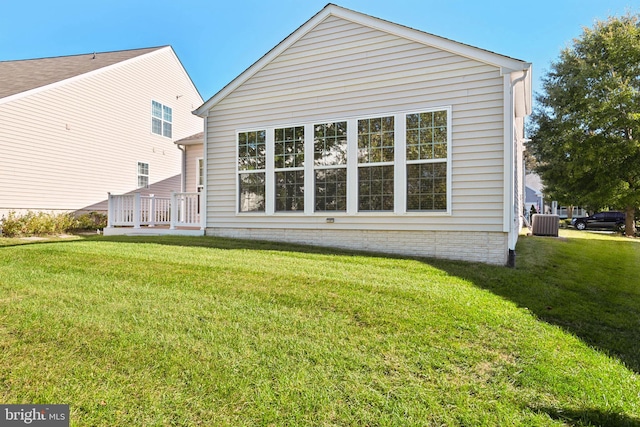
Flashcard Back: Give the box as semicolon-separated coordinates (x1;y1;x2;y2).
206;228;509;265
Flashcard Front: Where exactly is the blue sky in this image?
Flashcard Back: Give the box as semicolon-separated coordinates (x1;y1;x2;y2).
0;0;635;102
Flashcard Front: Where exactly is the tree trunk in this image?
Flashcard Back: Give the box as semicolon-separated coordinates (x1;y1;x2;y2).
625;206;636;237
567;205;574;220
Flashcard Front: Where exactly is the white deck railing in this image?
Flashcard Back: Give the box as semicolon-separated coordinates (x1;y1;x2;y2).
106;192;202;229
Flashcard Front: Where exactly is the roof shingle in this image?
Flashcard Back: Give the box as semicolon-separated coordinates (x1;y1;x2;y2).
0;46;165;99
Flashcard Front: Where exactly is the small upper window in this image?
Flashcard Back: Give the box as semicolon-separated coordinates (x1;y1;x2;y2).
137;162;149;188
152;101;172;138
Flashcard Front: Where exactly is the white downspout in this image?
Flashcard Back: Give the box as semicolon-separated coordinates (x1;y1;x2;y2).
177;144;186;193
503;67;530;266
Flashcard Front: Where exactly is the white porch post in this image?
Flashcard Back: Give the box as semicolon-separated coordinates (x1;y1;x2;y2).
170;192;178;230
106;192;114;228
199;190;205;230
149;194;156;227
133;192;141;229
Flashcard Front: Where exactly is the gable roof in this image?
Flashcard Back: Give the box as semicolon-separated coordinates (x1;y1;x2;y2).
194;3;531;117
0;46;166;100
174;132;204;146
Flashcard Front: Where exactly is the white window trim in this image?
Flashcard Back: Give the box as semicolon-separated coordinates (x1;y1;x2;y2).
236;128;268;215
403;106;452;215
235;106;452;217
137;161;150;189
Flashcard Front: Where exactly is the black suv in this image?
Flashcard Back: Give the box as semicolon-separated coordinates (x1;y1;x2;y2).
571;211;625;231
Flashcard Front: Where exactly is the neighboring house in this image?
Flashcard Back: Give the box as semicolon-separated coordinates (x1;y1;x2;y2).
193;4;532;265
525;173;586;219
525;173;545;218
0;46;203;217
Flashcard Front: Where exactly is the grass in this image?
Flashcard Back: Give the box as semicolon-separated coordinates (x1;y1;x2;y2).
0;231;638;426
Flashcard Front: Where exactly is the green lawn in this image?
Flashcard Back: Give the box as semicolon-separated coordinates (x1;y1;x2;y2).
0;231;638;426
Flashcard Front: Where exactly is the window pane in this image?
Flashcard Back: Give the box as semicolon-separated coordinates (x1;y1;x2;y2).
358;165;394;211
198;159;204;187
163;105;172;122
239;172;265;212
152;101;162;118
407;163;447;211
275;170;304;212
406;110;447;161
152;117;162;135
152;101;172;138
137;162;149;189
238;131;266;171
275;126;304;169
315;168;347;211
358;116;394;164
138;176;149;188
163;122;172;138
138;162;148;175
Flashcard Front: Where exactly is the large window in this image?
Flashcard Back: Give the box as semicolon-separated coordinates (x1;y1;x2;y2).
314;122;347;211
137;162;149;189
235;107;449;215
238;130;266;212
357;116;394;211
152;101;172;138
406;111;448;211
275;126;305;211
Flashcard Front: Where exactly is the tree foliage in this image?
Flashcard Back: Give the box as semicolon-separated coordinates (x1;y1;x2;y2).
528;14;640;235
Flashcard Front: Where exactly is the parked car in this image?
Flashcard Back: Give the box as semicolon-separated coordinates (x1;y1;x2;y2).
571;211;625;231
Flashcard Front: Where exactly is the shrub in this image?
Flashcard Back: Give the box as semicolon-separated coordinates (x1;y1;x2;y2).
73;212;108;231
0;211;107;237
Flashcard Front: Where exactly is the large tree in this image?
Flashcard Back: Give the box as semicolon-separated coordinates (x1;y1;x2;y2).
528;14;640;236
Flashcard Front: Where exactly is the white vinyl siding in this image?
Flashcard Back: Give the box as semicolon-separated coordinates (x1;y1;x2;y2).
0;47;203;213
204;15;506;232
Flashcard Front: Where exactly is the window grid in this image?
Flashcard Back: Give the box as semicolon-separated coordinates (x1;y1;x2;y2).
314;122;347;212
275;170;305;212
406;110;448;211
358;165;394;211
314;122;347;166
357;116;394;164
239;172;266;212
274;126;305;212
137;162;149;189
357;116;394;211
315;168;347;211
406;111;447;161
152;101;172;138
238;130;266;212
407;163;447;211
275;126;304;169
238;131;266;171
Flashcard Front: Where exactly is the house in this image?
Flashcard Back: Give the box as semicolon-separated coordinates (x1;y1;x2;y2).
0;46;203;217
525;173;545;219
190;4;532;265
524;173;587;220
